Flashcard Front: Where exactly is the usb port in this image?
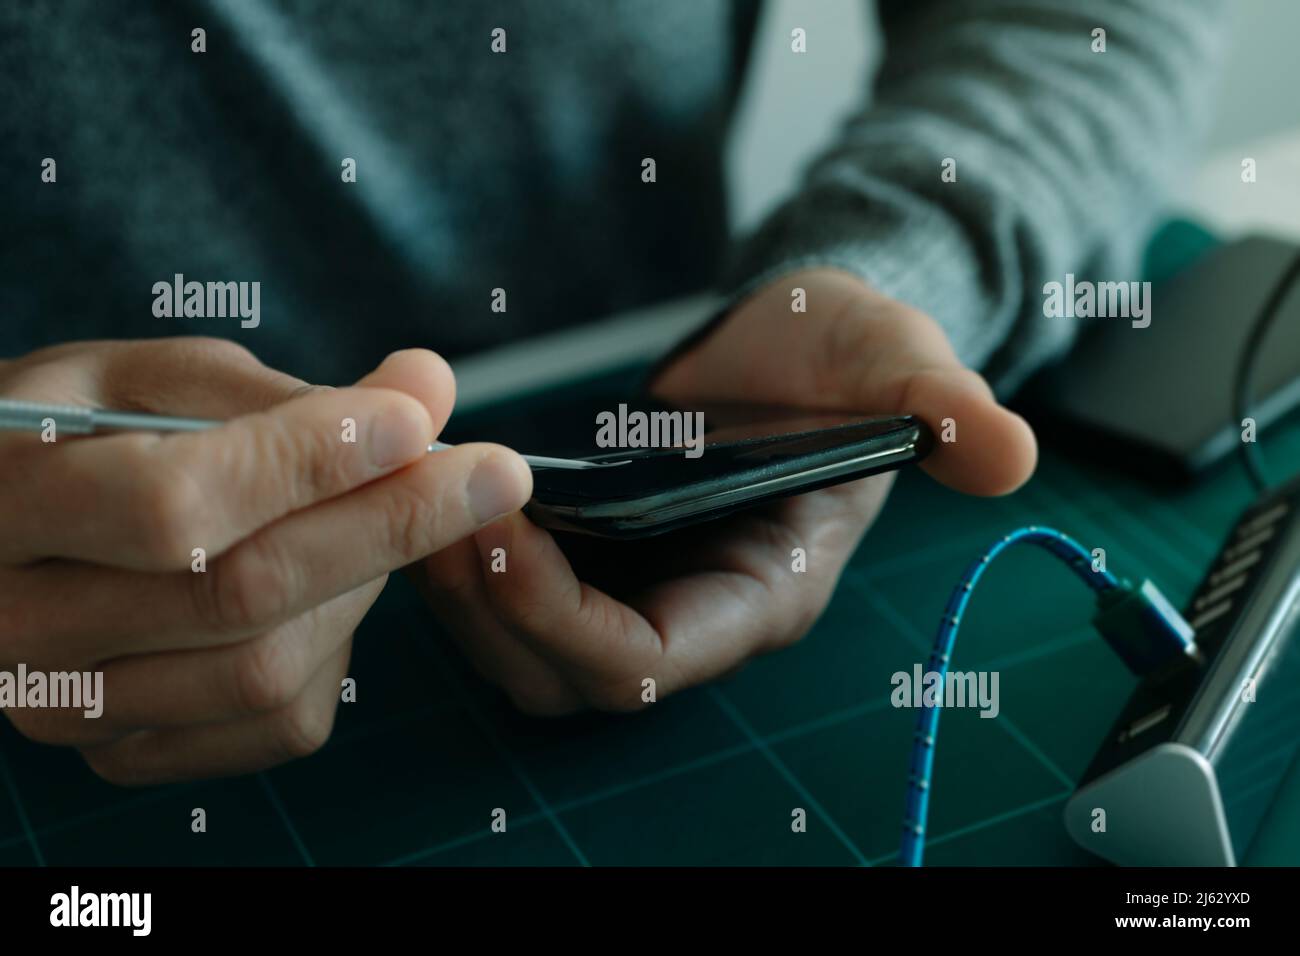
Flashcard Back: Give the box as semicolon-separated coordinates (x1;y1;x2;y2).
1118;704;1172;743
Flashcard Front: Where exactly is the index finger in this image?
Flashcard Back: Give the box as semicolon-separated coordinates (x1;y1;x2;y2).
6;383;437;569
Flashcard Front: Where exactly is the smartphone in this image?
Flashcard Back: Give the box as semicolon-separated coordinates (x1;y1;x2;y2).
525;407;932;539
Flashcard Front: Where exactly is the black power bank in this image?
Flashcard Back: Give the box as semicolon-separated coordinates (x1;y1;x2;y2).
1022;235;1300;483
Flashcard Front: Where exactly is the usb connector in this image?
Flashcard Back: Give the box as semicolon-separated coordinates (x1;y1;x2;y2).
1091;578;1200;675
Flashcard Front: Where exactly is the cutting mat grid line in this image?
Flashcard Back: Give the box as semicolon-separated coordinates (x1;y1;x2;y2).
412;628;592;867
6;304;1300;863
0;443;1282;865
0;748;44;866
853;575;1097;802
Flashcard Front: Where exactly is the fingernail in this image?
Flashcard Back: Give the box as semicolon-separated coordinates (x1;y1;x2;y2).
368;401;430;469
467;451;531;524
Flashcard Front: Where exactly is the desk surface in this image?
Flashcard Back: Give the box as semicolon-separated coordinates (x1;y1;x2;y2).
3;230;1299;867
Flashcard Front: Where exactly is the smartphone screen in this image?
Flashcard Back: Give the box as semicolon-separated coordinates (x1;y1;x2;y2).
526;408;931;538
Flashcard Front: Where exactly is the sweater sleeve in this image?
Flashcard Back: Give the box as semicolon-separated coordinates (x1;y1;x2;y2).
722;0;1231;394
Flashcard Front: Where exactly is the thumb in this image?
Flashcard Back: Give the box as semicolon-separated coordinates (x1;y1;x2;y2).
653;268;1036;496
353;348;457;439
355;350;535;532
885;364;1037;497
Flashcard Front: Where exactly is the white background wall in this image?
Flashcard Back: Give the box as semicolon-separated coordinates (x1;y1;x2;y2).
1205;0;1300;149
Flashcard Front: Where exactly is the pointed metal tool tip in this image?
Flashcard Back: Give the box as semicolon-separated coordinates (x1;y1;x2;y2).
426;441;630;471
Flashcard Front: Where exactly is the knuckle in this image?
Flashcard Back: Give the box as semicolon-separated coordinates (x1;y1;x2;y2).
199;536;294;632
787;611;819;647
384;486;437;560
764;584;822;653
270;698;335;761
129;453;208;566
772;620;813;653
298;424;353;502
765;577;824;650
583;675;653;714
499;576;582;637
258;415;350;511
288;382;334;400
232;632;305;714
168;335;258;370
500;594;553;634
102;338;257;411
80;749;143;788
938;366;987;402
793;588;831;641
587;656;688;714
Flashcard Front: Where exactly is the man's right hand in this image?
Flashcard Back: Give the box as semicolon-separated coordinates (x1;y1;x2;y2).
0;338;531;784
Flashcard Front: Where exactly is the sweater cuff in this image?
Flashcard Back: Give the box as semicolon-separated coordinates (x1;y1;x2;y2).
719;182;1004;373
645;182;1011;395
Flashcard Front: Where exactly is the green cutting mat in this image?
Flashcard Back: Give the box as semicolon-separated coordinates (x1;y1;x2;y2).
4;223;1300;867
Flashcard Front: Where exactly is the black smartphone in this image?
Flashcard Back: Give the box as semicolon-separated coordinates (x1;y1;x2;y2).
525;407;932;539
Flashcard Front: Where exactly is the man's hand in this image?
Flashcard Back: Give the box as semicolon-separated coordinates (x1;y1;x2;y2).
418;269;1036;715
0;339;531;783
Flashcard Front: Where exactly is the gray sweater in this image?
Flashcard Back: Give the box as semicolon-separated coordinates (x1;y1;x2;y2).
1;0;1227;392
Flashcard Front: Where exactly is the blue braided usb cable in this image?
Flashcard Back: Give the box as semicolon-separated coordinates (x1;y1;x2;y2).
899;527;1124;867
